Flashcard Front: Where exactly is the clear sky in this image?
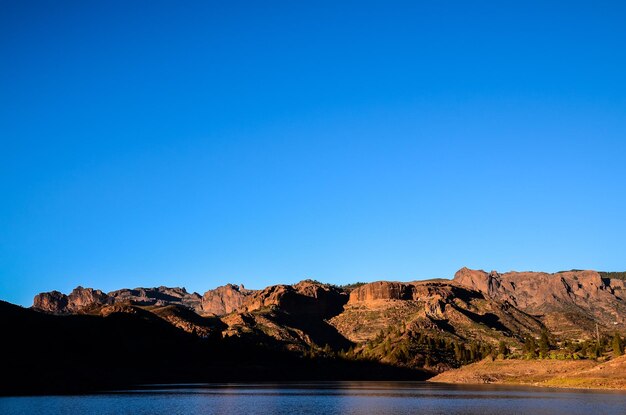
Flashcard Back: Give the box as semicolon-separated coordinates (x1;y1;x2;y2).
1;1;625;306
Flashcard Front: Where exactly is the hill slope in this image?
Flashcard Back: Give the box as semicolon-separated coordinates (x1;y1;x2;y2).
430;355;626;389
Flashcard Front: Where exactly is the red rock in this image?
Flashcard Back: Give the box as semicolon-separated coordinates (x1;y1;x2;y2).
201;284;255;315
349;281;413;302
32;290;68;313
453;267;626;335
241;280;348;318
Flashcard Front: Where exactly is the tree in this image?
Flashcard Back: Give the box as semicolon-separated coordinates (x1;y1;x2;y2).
592;342;602;358
392;342;410;364
523;336;537;358
612;332;623;357
454;342;463;361
323;343;332;355
383;338;391;355
480;343;493;360
498;340;509;358
468;341;478;361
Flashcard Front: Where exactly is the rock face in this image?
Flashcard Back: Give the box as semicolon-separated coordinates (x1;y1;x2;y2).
33;286;202;314
108;286;202;311
201;284;255;315
241;280;348;318
32;287;111;313
67;287;112;311
453;267;626;336
349;281;413;302
220;280;352;352
32;290;69;313
332;280;543;345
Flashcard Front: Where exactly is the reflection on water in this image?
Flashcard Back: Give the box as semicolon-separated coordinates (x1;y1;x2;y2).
2;382;626;415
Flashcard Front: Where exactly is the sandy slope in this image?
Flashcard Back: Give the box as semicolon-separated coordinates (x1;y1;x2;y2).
430;356;626;390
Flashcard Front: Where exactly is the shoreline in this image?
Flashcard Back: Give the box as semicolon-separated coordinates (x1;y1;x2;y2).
429;379;626;392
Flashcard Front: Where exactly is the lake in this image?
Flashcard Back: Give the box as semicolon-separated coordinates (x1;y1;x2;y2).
2;382;626;415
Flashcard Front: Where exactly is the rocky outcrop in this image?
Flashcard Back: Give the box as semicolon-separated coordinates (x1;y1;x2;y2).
67;287;112;311
453;267;626;335
201;284;255;315
348;281;481;318
108;286;202;311
32;290;68;313
32;287;111;313
220;281;352;352
454;268;499;296
349;281;414;302
332;280;543;344
33;286;202;314
241;280;348;318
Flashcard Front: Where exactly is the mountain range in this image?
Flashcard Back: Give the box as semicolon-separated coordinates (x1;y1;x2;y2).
3;267;625;394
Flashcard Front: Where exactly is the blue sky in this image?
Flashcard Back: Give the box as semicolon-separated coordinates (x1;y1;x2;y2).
1;1;625;306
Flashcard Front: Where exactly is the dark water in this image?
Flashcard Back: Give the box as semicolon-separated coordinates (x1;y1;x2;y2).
2;382;626;415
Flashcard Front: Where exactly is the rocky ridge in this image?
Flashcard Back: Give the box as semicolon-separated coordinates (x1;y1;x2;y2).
201;284;255;315
29;267;626;374
331;280;543;345
33;287;112;313
33;286;202;314
453;267;626;336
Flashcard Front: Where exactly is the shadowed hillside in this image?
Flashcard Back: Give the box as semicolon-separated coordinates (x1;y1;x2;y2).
0;300;429;396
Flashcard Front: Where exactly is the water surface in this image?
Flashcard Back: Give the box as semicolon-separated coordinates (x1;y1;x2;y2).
2;382;626;415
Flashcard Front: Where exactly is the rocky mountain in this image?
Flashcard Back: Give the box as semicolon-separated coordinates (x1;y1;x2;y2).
201;284;255;315
453;268;626;337
331;280;543;345
17;266;626;394
325;279;545;371
240;280;347;317
219;280;351;353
